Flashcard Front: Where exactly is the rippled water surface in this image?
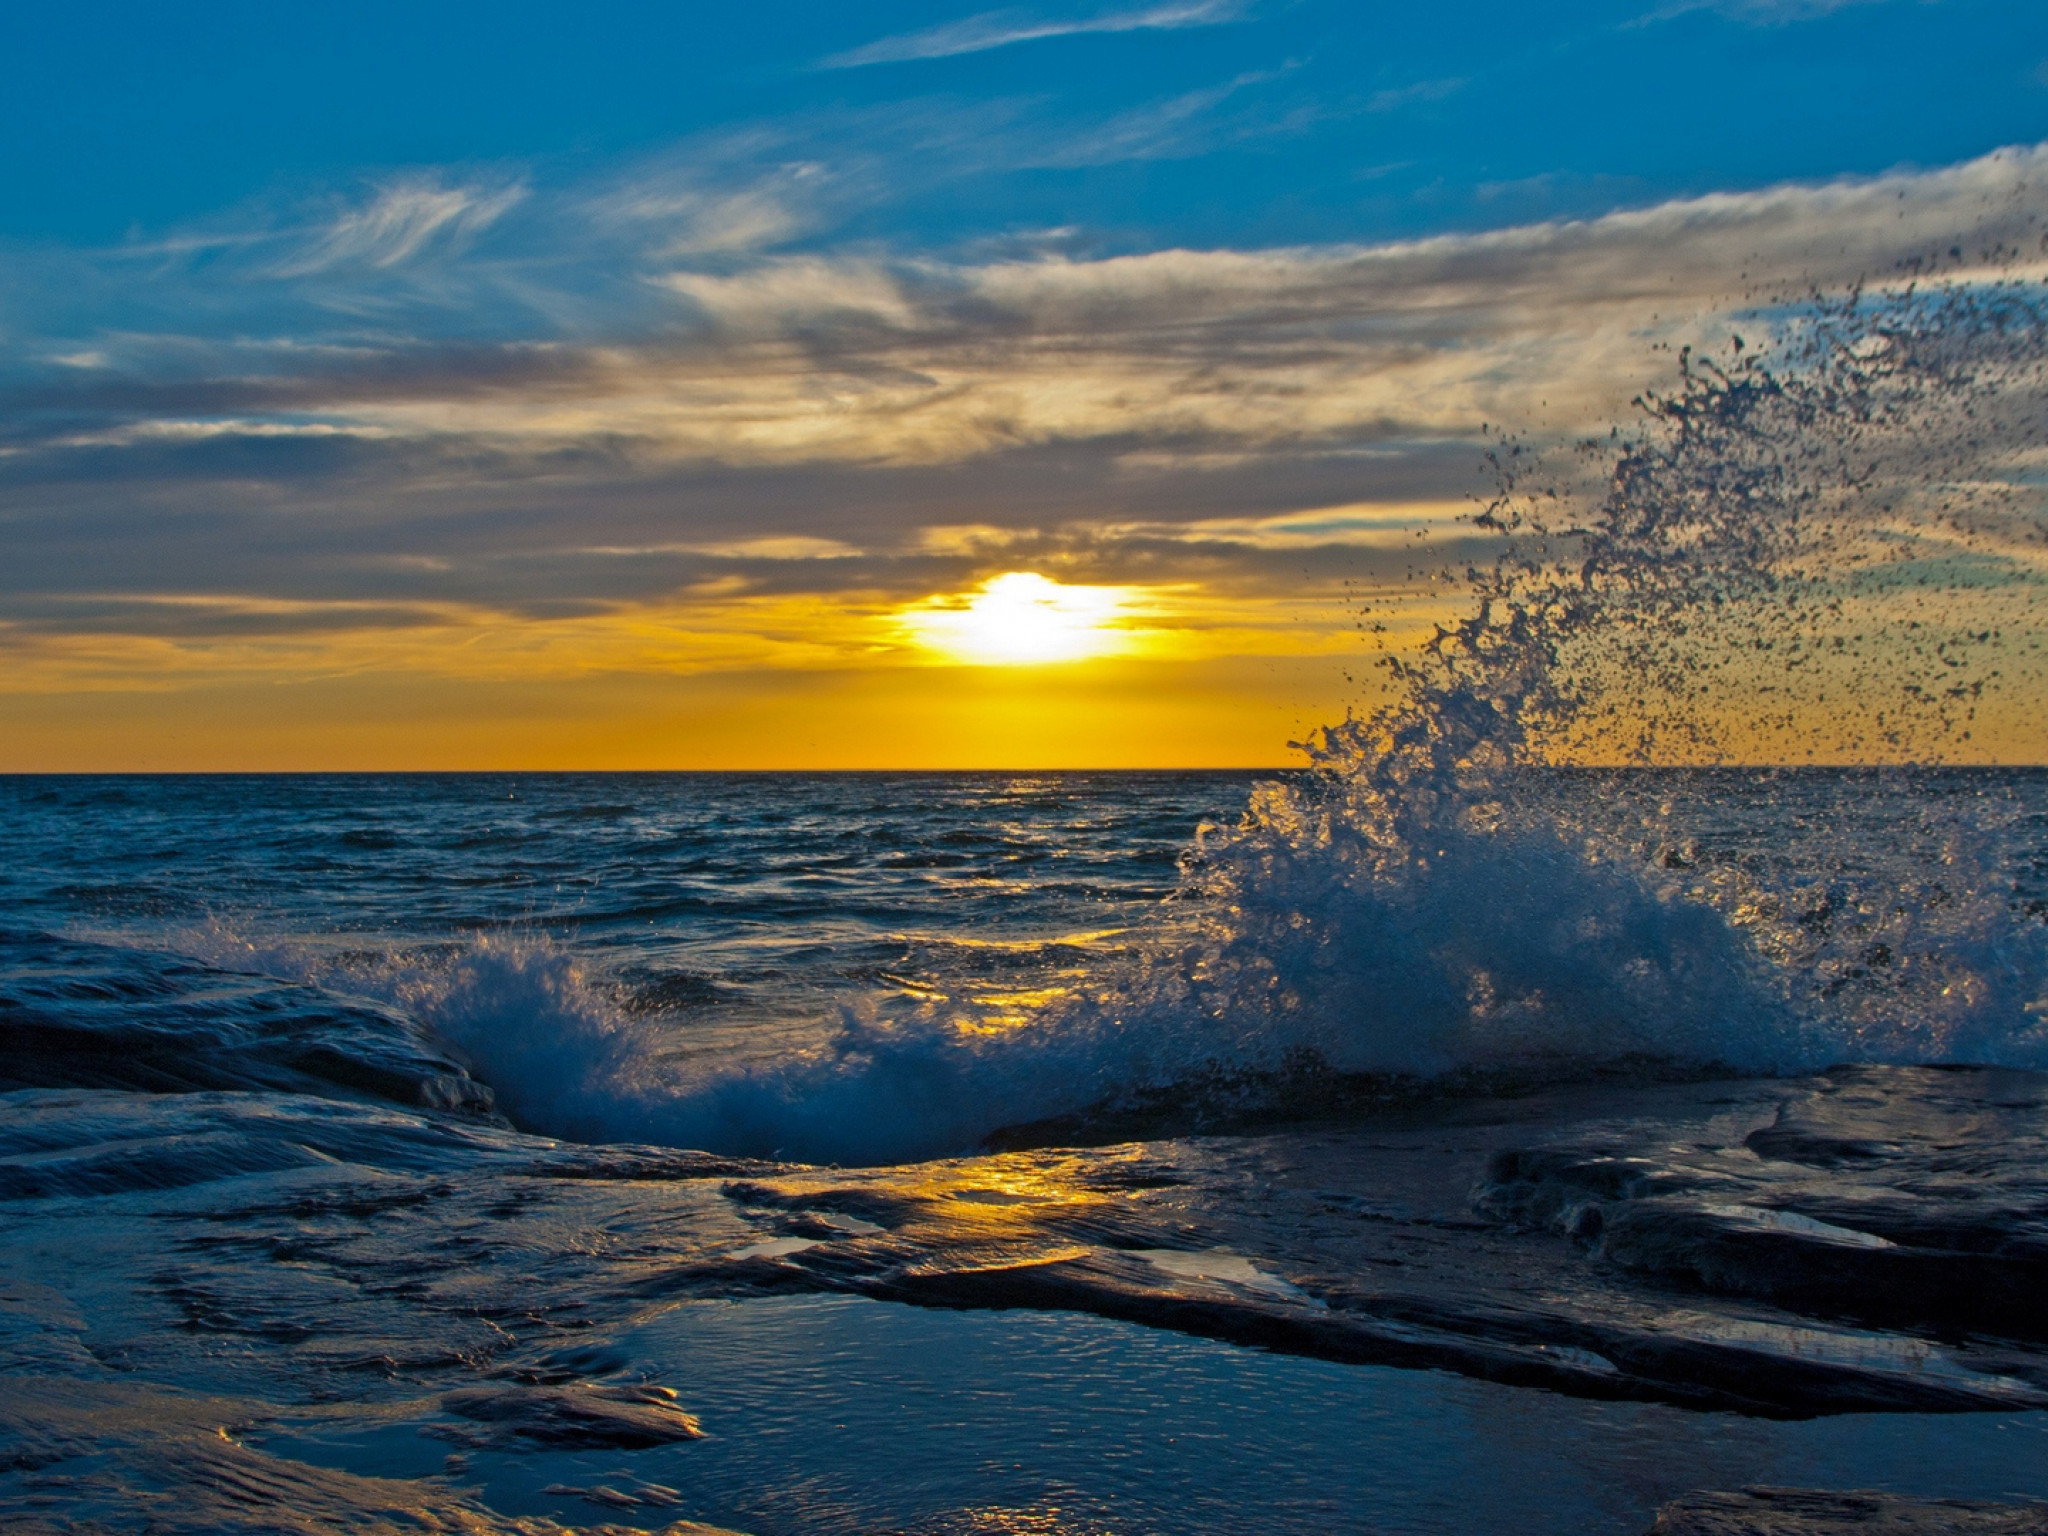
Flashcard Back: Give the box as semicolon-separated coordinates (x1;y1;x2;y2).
7;770;1241;1035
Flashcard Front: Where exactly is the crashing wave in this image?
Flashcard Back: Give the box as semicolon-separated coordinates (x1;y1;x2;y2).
141;278;2048;1165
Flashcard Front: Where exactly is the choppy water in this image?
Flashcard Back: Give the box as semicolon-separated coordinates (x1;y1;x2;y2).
2;771;1252;1158
10;768;2048;1166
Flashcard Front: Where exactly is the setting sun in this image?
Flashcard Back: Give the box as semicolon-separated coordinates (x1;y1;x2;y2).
894;572;1142;665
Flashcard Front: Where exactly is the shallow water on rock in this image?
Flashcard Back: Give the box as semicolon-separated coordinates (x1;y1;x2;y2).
5;1066;2048;1533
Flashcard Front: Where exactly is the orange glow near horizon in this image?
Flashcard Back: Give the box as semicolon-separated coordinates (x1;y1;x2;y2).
0;569;1417;770
0;653;1371;772
3;561;2042;770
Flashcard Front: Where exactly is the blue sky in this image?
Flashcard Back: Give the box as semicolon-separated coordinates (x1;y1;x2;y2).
6;0;2043;248
2;1;2045;766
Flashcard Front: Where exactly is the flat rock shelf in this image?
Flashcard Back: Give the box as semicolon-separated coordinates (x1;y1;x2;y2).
4;1062;2047;1532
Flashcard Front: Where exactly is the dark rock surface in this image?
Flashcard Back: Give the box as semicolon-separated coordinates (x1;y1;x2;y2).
0;1376;744;1535
3;1059;2046;1534
1475;1064;2048;1341
703;1065;2048;1416
0;931;496;1114
440;1383;705;1449
1646;1487;2048;1534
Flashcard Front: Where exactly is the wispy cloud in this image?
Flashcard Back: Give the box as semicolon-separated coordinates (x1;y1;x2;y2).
270;176;528;278
1025;65;1297;166
1365;76;1465;113
657;257;923;335
1636;0;1914;27
820;0;1246;70
583;150;830;258
3;142;2044;681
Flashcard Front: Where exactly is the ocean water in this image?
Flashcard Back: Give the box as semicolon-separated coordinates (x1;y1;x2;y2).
4;768;2048;1535
7;767;2048;1156
11;767;2046;1164
5;279;2048;1533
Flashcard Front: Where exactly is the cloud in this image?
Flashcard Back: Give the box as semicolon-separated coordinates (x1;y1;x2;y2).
820;0;1246;69
570;536;865;561
1636;0;1917;25
1365;77;1465;113
1;142;2044;677
271;143;2045;472
270;176;528;277
16;147;2048;472
9;92;1315;361
1022;66;1298;167
657;258;923;335
581;151;830;258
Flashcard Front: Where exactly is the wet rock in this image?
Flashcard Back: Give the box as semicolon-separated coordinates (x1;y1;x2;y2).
1475;1065;2048;1342
0;933;497;1116
667;1072;2048;1415
9;1069;2048;1435
0;1377;746;1535
439;1382;705;1449
542;1479;687;1510
1646;1486;2048;1533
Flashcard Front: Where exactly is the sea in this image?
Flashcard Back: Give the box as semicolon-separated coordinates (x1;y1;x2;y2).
3;767;2048;1535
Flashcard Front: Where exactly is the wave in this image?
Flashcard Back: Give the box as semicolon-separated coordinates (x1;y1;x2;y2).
121;276;2048;1166
158;929;1153;1163
0;928;493;1113
163;775;2045;1166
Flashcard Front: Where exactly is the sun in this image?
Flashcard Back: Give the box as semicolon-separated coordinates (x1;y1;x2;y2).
894;572;1139;665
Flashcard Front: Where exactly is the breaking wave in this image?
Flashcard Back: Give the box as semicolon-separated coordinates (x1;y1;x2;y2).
146;277;2048;1165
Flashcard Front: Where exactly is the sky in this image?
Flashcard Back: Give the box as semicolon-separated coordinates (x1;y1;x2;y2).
3;0;2046;769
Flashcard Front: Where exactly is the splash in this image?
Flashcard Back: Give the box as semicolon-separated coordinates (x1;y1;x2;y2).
1154;276;2048;1091
184;930;1161;1163
1442;279;2048;767
142;278;2048;1165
